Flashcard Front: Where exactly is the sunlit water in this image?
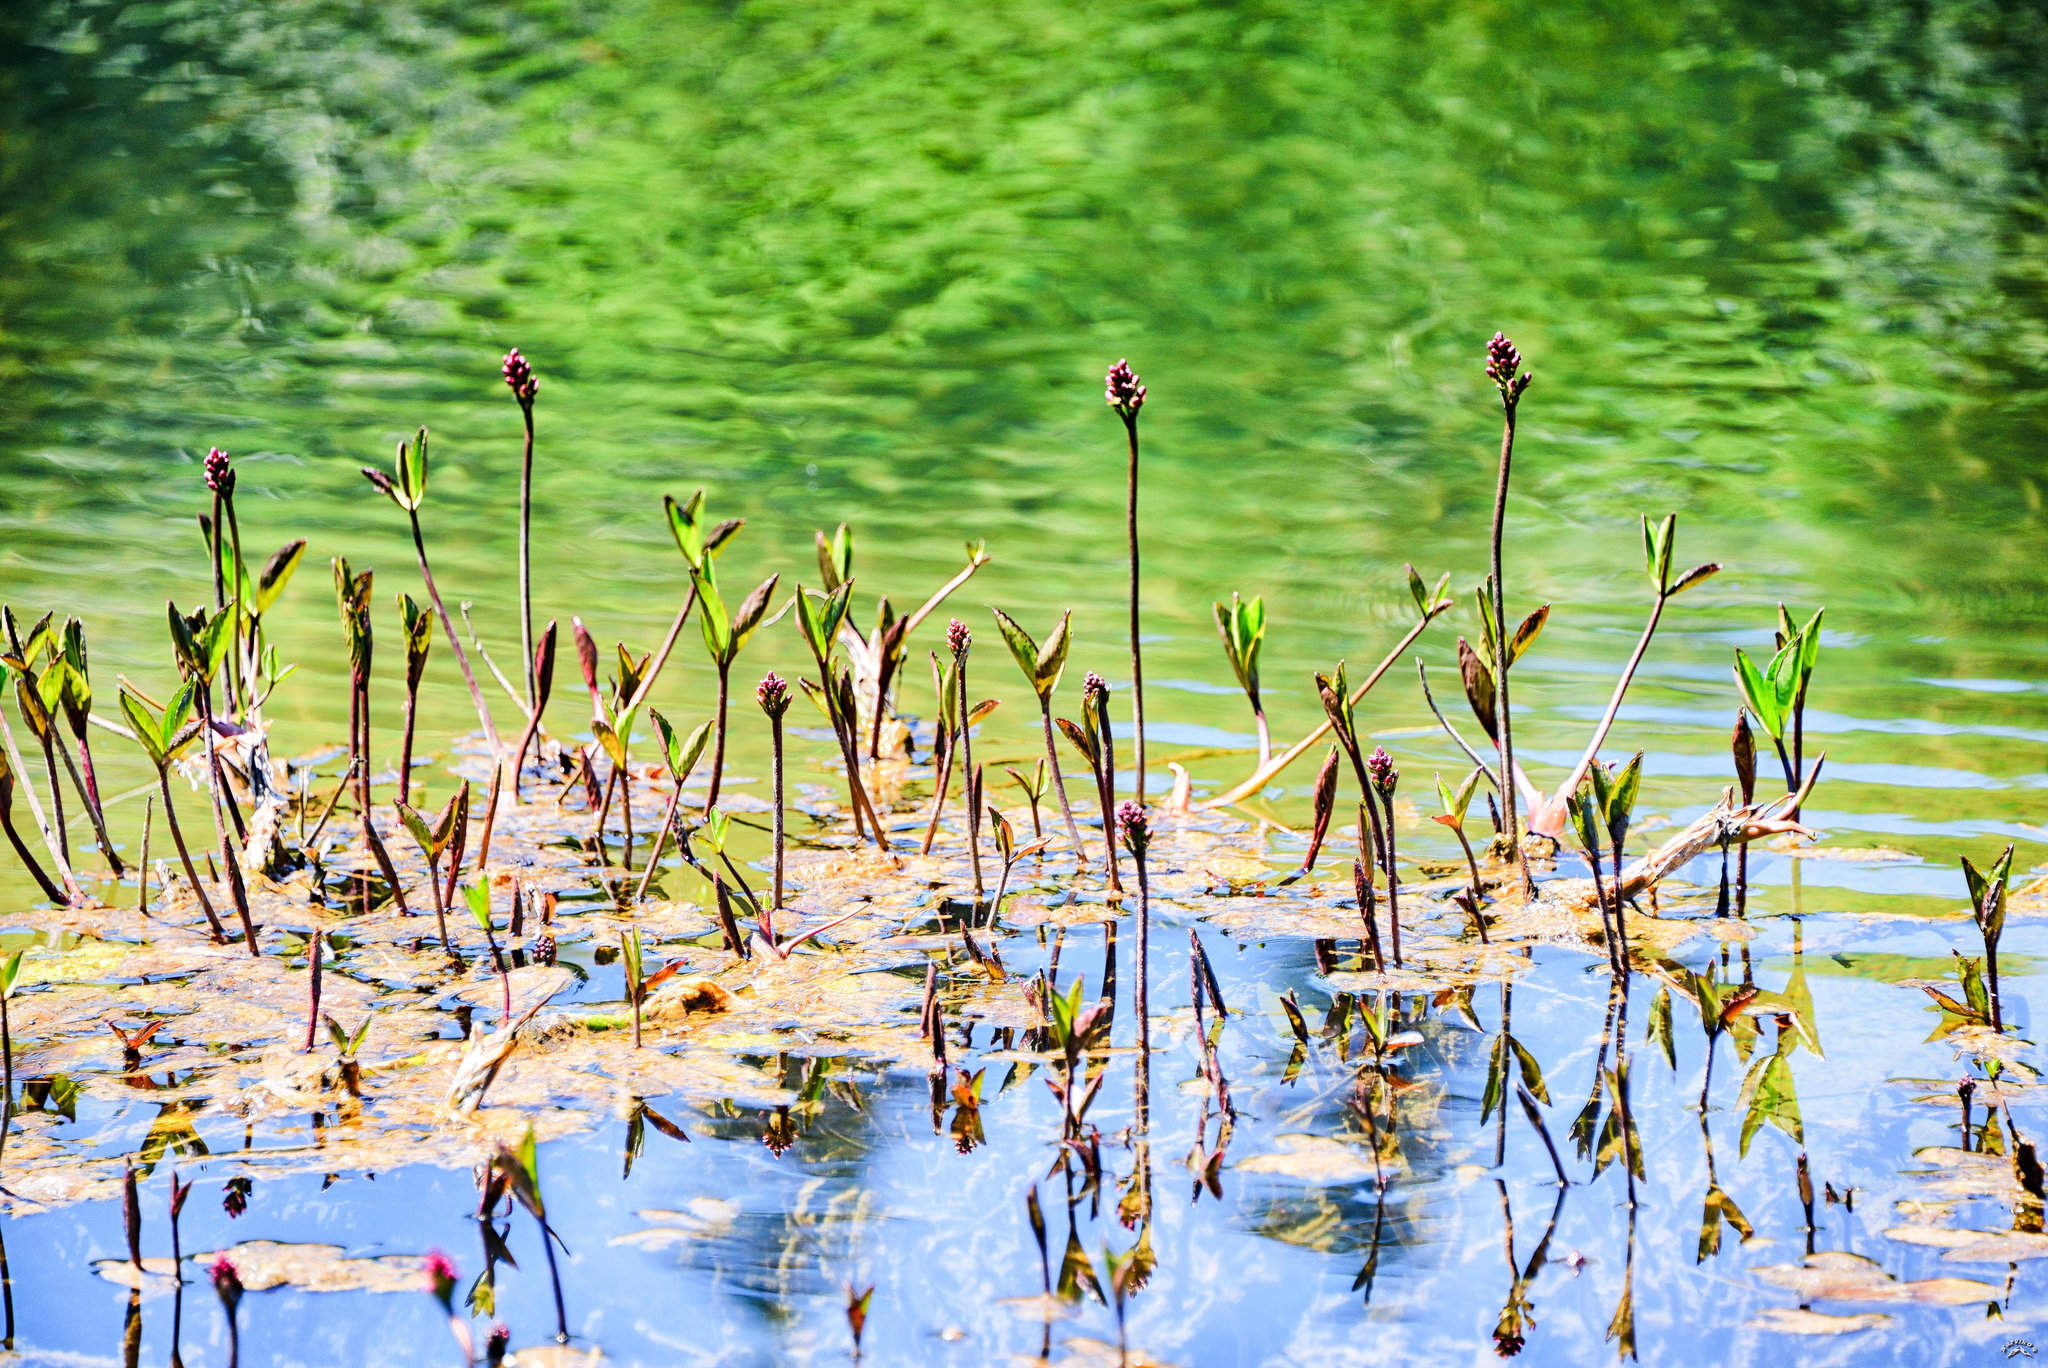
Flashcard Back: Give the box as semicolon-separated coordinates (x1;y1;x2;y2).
4;0;2048;1363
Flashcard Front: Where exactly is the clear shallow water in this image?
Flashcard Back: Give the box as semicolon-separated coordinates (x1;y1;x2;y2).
4;0;2048;1363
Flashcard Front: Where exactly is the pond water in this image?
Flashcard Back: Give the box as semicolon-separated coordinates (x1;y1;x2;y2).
4;0;2048;1363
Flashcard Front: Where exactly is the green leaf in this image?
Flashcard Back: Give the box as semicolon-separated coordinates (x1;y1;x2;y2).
1732;649;1784;739
695;571;733;663
256;540;307;615
121;691;168;769
1405;564;1427;616
1668;562;1721;597
463;882;492;932
728;573;781;656
1642;512;1675;587
0;949;22;999
1648;986;1676;1069
649;708;713;784
1507;1035;1551;1105
990;607;1041;693
591;718;629;770
1471;583;1500;673
664;491;708;568
1034;611;1073;696
1605;751;1643;851
394;800;438;862
1505;604;1548;667
398;426;429;507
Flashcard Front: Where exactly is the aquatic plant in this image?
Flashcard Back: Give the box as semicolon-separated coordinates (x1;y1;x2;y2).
1106;359;1148;804
1213;592;1268;765
758;672;792;910
1482;332;1534;881
985;805;1051;927
509;621;559;801
990;609;1089;870
168;597;263;951
1316;662;1397;964
846;1282;874;1360
117;679;226;942
1056;671;1123;893
947;620;984;895
0;744;62;905
1733;607;1823;805
1960;844;2015;1031
491;1126;568;1343
795;582;887;850
1005;759;1049;841
395;594;434;806
690;561;779;815
1212;567;1452;808
0;950;18;1164
398;785;469;952
502;349;541;708
1430;767;1487;937
632;710;710;905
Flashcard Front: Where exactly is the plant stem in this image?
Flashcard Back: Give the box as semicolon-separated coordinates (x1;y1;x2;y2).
156;769;227;942
919;720;954;857
1489;405;1528;894
621;584;699;718
1610;840;1631;975
704;666;729;816
35;733;66;873
70;734;123;875
1452;825;1487;938
0;995;12;1167
518;403;537;710
197;688;260;955
957;654;982;896
1529;591;1671;836
1124;415;1146;804
771;712;786;911
1038;700;1089;870
0;707;76;901
1253;701;1270;768
406;508;504;769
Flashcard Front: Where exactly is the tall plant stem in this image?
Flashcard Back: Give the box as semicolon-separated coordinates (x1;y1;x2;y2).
301;931;323;1052
704;666;730;817
1037;700;1089;870
1;994;13;1166
405;508;504;770
518;403;537;709
1610;842;1633;975
197;688;259;955
1124;416;1146;804
1489;405;1529;893
156;770;226;942
957;655;982;895
770;712;786;910
223;493;252;718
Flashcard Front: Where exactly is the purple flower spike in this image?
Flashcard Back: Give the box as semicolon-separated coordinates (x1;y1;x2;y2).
1083;671;1108;703
202;447;235;496
487;1324;511;1365
1117;799;1149;852
1367;746;1399;798
946;617;971;656
1485;332;1533;405
1105;359;1146;420
757;670;790;717
423;1249;459;1311
502;349;539;407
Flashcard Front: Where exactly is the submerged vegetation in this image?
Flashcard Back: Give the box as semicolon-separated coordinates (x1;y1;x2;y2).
0;333;2040;1367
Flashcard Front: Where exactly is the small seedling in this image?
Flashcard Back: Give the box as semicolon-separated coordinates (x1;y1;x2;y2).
464;883;512;1021
119;679;227;943
323;1014;372;1098
1213;592;1269;765
991;608;1090;871
1005;758;1049;841
1431;767;1487;937
1961;844;2015;1032
634;708;712;906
